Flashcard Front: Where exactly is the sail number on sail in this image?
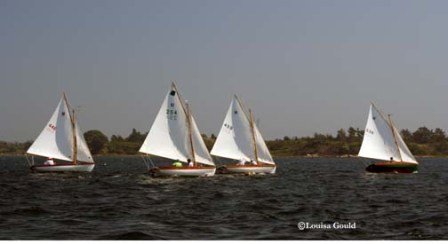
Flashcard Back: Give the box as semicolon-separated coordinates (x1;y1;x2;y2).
224;123;233;131
48;124;57;131
166;104;178;121
365;128;374;135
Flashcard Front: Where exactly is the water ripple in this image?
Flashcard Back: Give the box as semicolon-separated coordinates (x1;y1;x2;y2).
0;156;447;239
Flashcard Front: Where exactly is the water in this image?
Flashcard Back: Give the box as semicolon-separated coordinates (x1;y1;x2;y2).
0;156;447;240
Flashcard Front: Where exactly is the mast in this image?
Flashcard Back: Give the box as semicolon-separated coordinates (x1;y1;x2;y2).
249;109;259;165
185;102;196;166
235;95;259;164
63;93;77;165
387;114;402;162
171;82;196;165
72;109;78;164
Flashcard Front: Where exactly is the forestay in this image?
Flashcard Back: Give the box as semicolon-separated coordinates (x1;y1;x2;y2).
211;96;275;165
27;97;94;163
139;86;214;166
358;104;417;164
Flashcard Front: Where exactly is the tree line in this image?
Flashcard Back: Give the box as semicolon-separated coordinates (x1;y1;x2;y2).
1;126;448;156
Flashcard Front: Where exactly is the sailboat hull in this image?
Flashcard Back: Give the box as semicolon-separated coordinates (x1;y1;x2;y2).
31;162;95;173
150;166;216;177
223;164;276;174
366;162;418;173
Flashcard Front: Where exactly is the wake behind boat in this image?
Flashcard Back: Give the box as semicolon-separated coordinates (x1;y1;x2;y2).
358;103;418;173
26;93;95;173
211;95;276;174
139;83;216;177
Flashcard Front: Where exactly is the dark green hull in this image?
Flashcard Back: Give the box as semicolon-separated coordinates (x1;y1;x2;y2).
366;162;418;174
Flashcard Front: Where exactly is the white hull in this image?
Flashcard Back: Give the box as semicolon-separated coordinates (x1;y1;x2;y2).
31;163;95;173
226;165;276;174
154;167;216;177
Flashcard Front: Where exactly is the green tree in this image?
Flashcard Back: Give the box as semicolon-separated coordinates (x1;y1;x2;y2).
401;129;413;142
336;129;347;141
84;130;109;155
110;135;124;142
347;127;357;142
126;128;146;143
412;127;433;144
432;128;446;142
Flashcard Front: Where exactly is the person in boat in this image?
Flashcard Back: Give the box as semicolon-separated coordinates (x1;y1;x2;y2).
187;159;194;167
172;160;183;168
250;160;258;165
237;158;246;166
44;157;55;166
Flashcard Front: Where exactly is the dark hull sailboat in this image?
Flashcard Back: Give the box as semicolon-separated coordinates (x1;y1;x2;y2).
358;103;419;174
365;162;418;173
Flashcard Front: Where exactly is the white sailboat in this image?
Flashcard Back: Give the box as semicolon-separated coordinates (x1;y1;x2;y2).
27;93;95;172
211;95;276;174
358;103;418;173
139;83;216;177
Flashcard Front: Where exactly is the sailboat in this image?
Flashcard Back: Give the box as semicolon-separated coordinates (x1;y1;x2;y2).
358;103;418;173
139;83;216;177
26;93;95;172
211;95;276;174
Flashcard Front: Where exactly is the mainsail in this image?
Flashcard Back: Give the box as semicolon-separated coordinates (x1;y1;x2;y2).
358;104;418;164
139;84;214;166
210;96;275;165
27;96;94;163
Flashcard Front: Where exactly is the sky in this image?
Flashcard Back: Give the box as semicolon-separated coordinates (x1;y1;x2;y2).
1;0;448;142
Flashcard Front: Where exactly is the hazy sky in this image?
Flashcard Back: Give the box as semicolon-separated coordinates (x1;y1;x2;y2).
1;0;448;141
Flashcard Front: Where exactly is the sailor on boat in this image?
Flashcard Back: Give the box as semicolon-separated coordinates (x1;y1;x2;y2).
237;158;246;166
172;160;183;168
188;159;194;167
44;158;55;166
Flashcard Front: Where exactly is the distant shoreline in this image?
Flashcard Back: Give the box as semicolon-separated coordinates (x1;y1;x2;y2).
1;153;447;158
2;126;448;158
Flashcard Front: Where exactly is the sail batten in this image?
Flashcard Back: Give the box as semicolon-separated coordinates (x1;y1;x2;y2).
211;96;275;165
358;104;418;164
139;84;214;166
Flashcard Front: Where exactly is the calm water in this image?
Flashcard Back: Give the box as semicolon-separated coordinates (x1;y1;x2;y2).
0;156;447;240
